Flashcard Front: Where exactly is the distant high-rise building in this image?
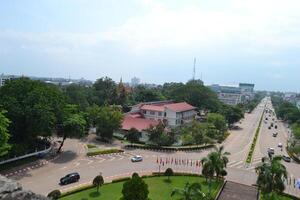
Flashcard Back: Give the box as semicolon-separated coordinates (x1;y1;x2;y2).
0;74;19;87
131;77;140;87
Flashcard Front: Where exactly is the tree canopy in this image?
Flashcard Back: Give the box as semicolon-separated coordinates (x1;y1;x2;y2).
0;110;11;157
121;173;149;200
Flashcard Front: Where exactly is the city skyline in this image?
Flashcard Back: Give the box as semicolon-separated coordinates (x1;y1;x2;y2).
1;0;300;92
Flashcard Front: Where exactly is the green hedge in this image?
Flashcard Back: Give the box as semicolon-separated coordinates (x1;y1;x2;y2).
86;144;97;149
246;108;264;163
87;149;124;156
124;144;215;151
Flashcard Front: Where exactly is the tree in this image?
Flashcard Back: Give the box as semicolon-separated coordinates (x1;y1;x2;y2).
121;173;149;200
93;77;118;105
133;85;165;103
57;105;87;153
147;122;175;146
0;110;11;157
63;84;90;110
95;105;123;140
93;175;104;193
255;156;288;194
206;113;227;135
201;146;230;193
86;104;101;127
166;80;221;112
126;128;141;144
221;105;244;125
164;168;174;181
0;78;66;147
171;182;209;200
47;190;61;200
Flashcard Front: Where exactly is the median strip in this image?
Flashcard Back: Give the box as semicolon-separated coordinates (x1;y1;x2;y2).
246;108;265;164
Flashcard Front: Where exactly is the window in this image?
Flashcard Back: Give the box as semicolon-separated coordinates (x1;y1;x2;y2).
164;112;167;117
142;110;146;114
150;111;155;115
158;112;162;116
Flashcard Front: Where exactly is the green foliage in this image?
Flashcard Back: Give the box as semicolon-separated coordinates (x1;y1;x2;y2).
57;104;87;152
163;80;221;112
246;111;264;163
126;128;141;144
93;175;104;193
47;189;61;200
95;106;123;140
63;84;90;111
201;146;229;193
221;104;244;125
181;120;215;146
171;182;209;200
0;110;10;157
0;78;66;143
87;148;123;156
164;168;174;180
132;85;165;103
87;144;97;149
121;173;149;200
207;113;227;134
147;122;175;146
255;156;288;194
93;77;118;105
85;104;101;127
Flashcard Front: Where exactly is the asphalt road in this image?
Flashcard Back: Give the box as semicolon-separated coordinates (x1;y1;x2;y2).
1;97;299;197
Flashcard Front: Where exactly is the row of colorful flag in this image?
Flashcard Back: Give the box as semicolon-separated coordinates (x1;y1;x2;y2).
156;157;202;167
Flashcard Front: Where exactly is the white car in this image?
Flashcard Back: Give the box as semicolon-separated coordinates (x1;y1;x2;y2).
278;143;283;148
131;155;143;162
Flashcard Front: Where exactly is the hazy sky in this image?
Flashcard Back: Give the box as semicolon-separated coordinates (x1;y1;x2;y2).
0;0;300;92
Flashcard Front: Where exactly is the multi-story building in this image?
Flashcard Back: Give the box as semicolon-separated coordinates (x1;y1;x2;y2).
0;74;19;87
209;83;255;105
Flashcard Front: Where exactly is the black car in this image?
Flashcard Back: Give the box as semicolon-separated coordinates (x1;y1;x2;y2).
282;155;291;162
60;172;80;185
274;125;277;129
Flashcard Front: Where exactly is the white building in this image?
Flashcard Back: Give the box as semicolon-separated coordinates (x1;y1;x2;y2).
129;101;197;127
0;74;19;87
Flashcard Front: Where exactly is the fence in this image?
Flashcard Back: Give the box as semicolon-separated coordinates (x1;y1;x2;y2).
0;145;52;165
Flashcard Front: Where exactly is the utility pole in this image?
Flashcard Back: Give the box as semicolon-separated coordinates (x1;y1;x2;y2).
193;57;196;80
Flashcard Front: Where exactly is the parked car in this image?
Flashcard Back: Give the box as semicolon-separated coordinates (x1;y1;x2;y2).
273;132;278;137
268;126;271;130
131;155;143;162
60;172;80;185
267;148;275;154
278;143;283;148
274;125;277;129
282;155;291;162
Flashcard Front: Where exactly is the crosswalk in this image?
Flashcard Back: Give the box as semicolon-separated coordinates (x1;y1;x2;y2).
227;157;263;172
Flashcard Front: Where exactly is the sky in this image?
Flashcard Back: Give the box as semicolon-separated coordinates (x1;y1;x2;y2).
0;0;300;92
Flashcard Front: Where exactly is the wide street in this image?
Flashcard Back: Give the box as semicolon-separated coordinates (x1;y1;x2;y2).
1;98;299;197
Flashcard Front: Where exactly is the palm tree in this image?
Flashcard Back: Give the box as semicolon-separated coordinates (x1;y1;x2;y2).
201;146;230;194
255;156;288;194
171;182;210;200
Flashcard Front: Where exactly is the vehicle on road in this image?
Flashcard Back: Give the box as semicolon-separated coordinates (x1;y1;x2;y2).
268;126;271;129
267;148;275;154
273;132;278;137
131;155;143;162
278;143;283;148
60;172;80;185
282;155;291;162
274;125;277;129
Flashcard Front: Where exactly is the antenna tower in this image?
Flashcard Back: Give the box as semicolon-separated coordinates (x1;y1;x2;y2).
193;57;196;80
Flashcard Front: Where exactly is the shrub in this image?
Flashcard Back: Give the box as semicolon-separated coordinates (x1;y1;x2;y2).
87;144;97;149
164;168;174;180
87;149;124;156
47;190;61;200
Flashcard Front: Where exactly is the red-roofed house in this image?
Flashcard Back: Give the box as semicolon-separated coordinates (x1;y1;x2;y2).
129;100;197;127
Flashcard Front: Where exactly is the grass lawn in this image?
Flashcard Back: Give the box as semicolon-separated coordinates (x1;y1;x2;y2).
60;176;223;200
260;193;299;200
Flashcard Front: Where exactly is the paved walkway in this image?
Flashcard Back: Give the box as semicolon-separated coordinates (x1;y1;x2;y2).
217;181;258;200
